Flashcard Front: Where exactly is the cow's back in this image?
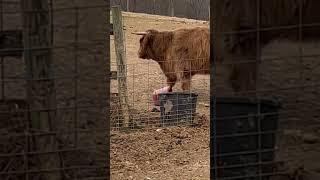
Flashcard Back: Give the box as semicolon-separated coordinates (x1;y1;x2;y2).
169;27;210;74
172;27;209;58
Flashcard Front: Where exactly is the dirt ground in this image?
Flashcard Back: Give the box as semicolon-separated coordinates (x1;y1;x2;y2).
110;12;320;180
110;116;210;180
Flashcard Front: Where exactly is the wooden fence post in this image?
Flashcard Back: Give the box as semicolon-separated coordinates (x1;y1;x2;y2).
111;6;130;128
21;0;61;179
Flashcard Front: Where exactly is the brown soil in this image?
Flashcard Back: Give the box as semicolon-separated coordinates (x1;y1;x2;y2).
111;116;210;180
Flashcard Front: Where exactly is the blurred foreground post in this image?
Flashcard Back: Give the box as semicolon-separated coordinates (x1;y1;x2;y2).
21;0;61;179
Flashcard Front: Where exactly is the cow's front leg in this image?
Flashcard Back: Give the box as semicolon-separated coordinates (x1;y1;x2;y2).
181;72;192;91
166;74;177;92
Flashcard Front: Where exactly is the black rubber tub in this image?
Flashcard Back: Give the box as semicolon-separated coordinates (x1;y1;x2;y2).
158;92;198;126
211;97;281;180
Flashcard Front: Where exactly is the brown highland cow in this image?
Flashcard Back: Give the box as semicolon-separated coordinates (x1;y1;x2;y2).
133;27;210;91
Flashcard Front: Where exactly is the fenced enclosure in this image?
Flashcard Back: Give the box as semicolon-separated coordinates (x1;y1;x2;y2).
110;4;210;179
0;0;108;179
110;10;210;130
211;1;320;180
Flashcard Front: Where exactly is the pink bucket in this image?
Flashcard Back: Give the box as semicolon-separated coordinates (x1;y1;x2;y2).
152;86;171;106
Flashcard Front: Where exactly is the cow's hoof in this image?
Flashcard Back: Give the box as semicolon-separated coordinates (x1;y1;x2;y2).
151;107;160;112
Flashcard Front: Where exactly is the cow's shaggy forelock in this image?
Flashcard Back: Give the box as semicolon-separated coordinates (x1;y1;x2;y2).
138;29;173;61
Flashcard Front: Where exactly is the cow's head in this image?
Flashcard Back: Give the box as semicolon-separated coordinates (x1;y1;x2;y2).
133;29;172;62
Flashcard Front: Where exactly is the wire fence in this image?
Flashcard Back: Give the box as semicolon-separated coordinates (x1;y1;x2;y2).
211;0;320;180
110;9;210;131
0;0;108;179
1;0;320;179
109;3;211;179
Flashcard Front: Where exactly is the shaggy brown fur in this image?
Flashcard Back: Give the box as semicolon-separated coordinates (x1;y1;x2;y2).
212;0;320;93
137;27;210;91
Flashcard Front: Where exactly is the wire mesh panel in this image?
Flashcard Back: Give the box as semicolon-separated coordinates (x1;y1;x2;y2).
110;2;210;179
0;0;108;179
212;0;320;179
110;10;210;131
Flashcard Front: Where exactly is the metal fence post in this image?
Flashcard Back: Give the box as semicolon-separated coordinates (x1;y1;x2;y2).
126;0;129;12
169;0;174;17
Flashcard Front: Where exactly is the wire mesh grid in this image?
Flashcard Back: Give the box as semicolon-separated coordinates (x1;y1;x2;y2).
110;11;210;131
109;3;211;179
0;1;108;179
211;0;320;180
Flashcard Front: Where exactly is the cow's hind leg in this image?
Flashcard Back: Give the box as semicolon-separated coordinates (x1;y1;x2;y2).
181;79;191;91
